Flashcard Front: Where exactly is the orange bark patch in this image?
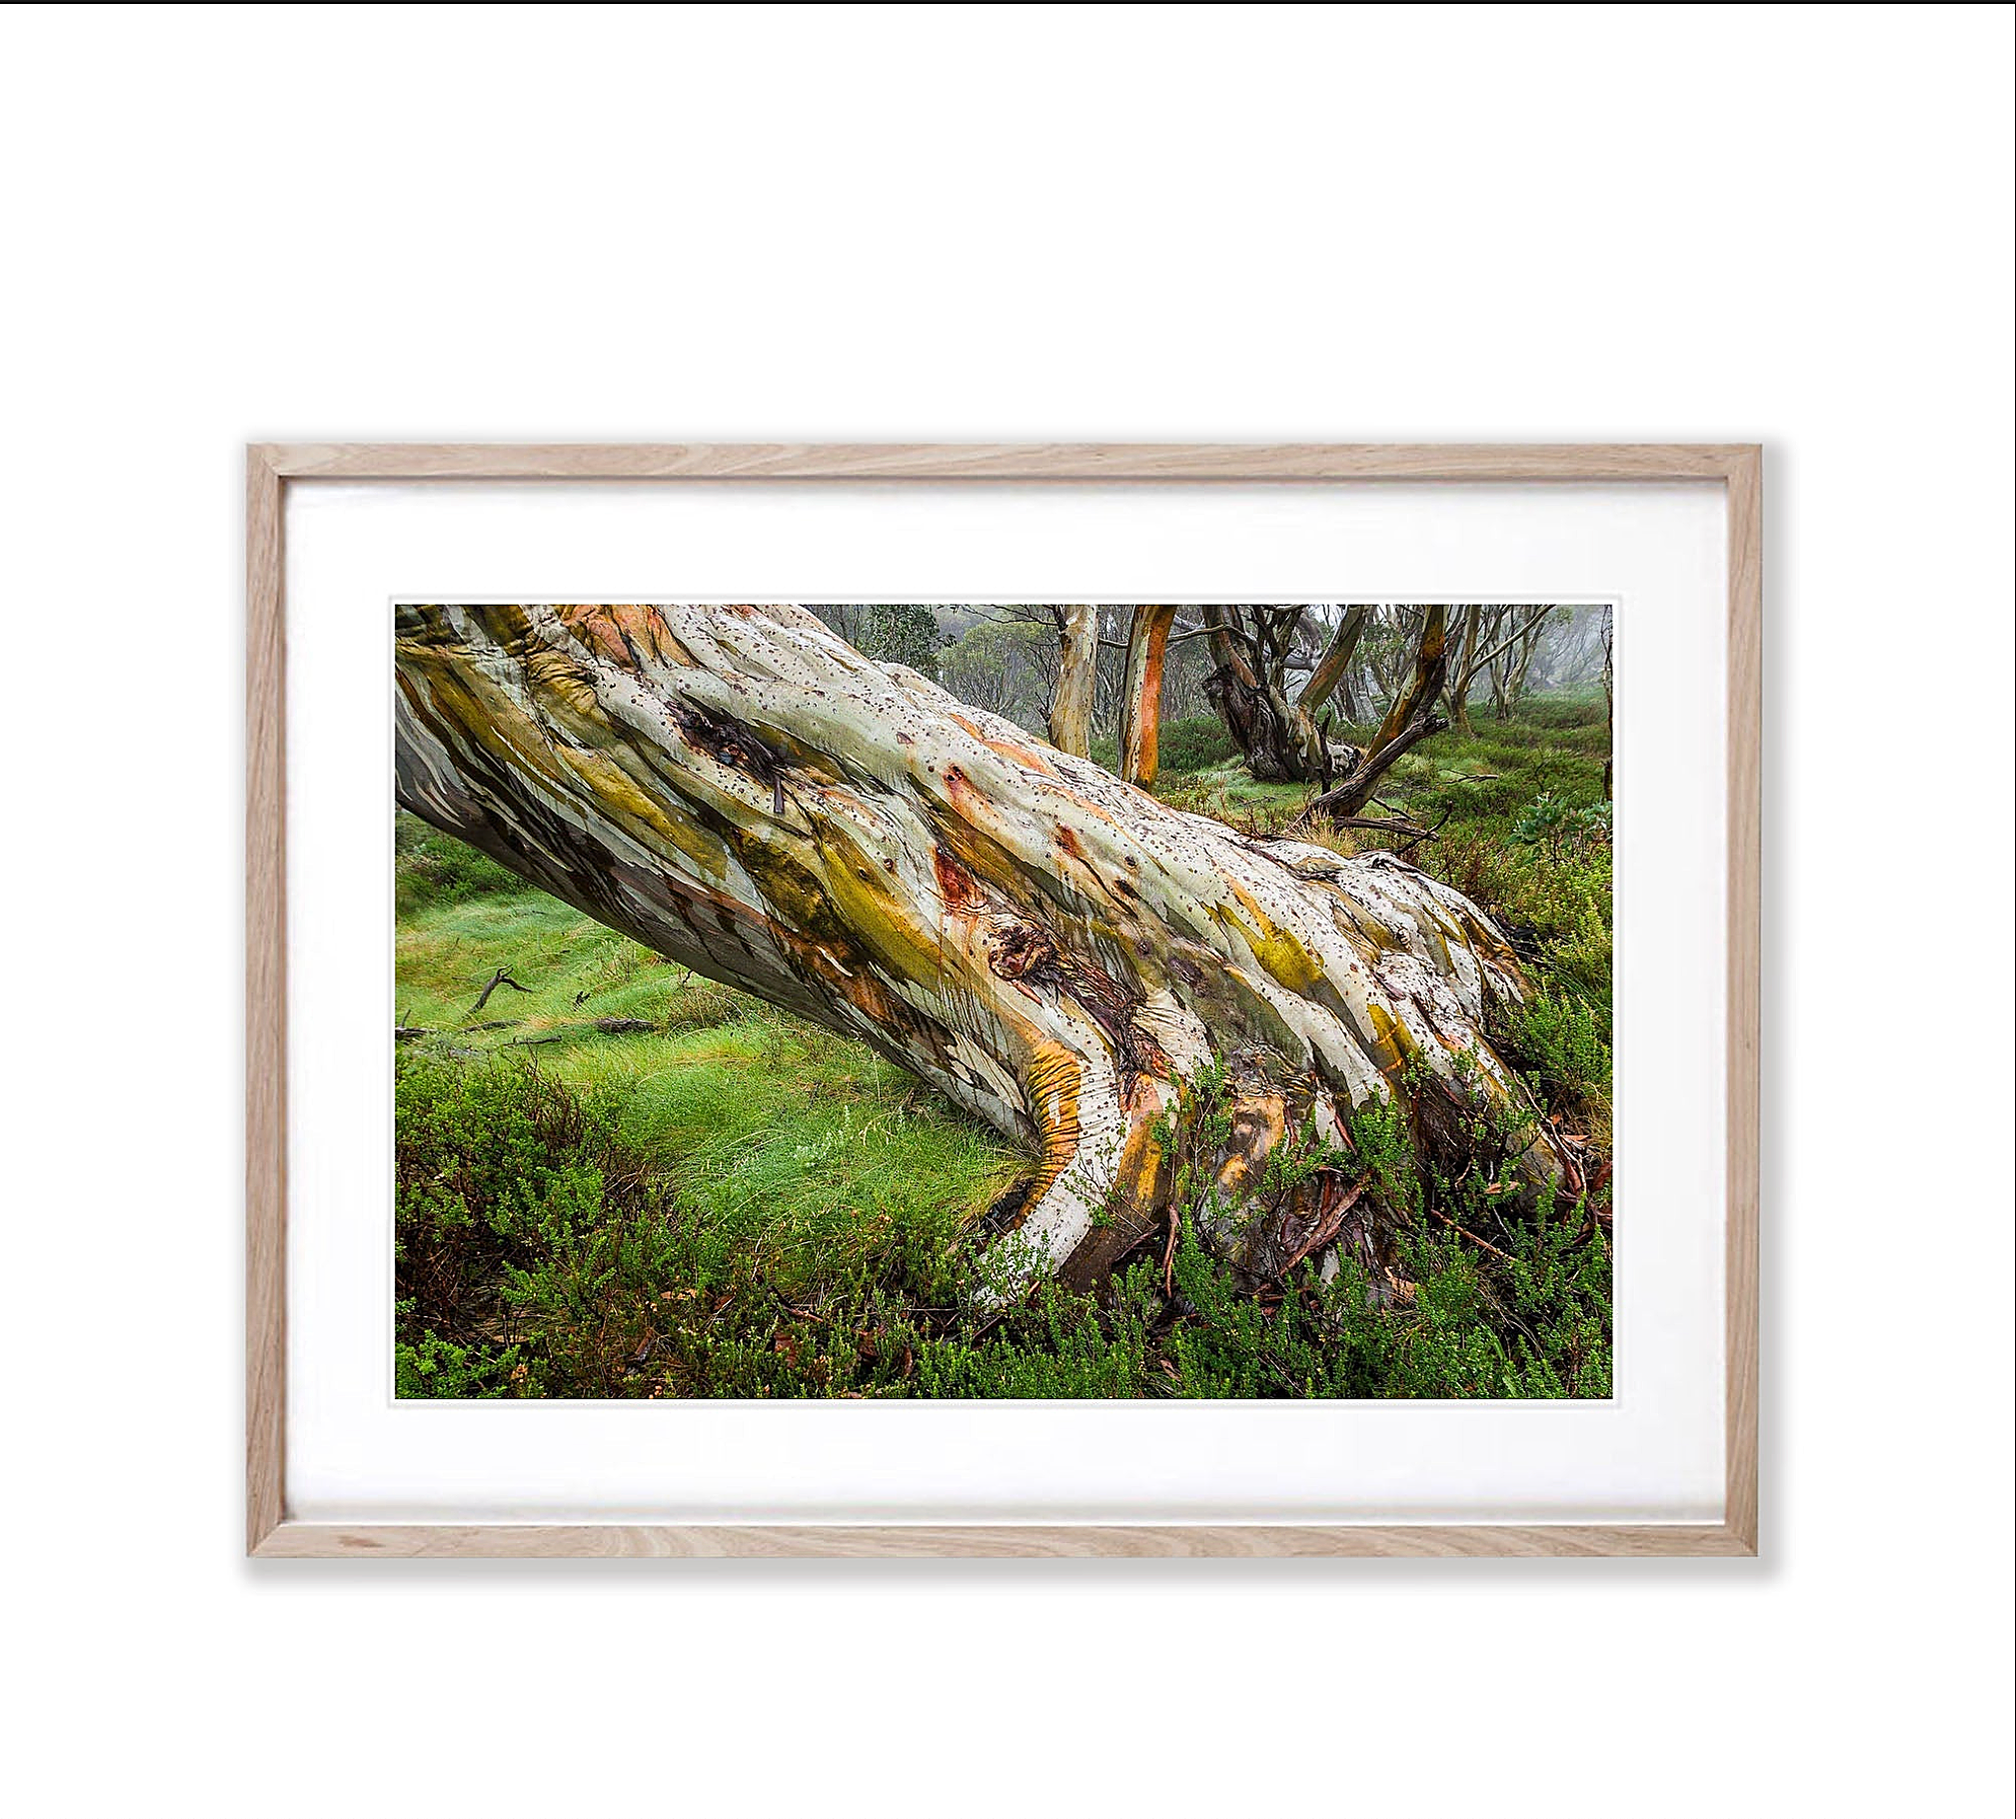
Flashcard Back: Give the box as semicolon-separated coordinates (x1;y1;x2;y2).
1021;1041;1086;1202
947;713;1059;775
564;604;658;668
1114;1111;1167;1209
1215;1093;1287;1199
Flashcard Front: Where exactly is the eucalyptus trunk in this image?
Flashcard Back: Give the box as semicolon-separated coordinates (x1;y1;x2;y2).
1307;605;1451;821
1202;605;1328;782
396;601;1559;1295
1046;602;1098;758
1299;605;1369;721
1117;602;1177;785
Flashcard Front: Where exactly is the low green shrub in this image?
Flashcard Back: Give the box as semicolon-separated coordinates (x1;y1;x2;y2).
1512;790;1613;856
1154;714;1237;774
395;1050;678;1396
395;811;522;915
1503;987;1612;1117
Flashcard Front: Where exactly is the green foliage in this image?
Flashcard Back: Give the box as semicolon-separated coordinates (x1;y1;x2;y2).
1091;714;1237;778
395;1044;1608;1401
811;602;946;677
1503;986;1612;1118
933;616;1068;741
395;811;520;915
394;1322;532;1399
1154;714;1238;774
1512;790;1612;856
393;882;1020;1398
396;1049;676;1395
1154;1195;1610;1402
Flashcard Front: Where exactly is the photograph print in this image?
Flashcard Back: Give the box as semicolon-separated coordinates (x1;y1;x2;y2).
393;598;1614;1400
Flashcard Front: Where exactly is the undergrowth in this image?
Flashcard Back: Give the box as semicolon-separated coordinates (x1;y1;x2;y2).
396;1050;1610;1399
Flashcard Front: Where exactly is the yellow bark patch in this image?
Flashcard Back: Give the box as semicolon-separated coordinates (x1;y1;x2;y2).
1218;882;1324;998
401;654;575;803
550;743;724;873
807;830;947;990
522;647;601;718
1364;1000;1416;1076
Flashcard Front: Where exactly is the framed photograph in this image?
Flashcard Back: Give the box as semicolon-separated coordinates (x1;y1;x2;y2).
248;443;1759;1558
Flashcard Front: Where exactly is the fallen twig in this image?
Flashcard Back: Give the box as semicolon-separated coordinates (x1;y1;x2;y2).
1277;1177;1366;1278
1427;1205;1514;1263
1287;807;1440;842
470;967;532;1014
502;1016;657;1048
1393;805;1454;856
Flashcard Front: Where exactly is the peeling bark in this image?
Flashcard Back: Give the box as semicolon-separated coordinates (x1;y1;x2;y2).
395;602;1561;1296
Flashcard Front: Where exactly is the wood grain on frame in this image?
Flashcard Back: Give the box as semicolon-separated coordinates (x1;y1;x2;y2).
255;1523;1755;1559
246;448;286;1554
1724;448;1763;1553
261;441;1756;482
245;443;1763;1559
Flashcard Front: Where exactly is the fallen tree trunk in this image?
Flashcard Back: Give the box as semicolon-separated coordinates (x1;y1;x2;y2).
396;602;1561;1295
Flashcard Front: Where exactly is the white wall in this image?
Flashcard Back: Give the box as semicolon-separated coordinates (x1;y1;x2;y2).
3;7;2008;1816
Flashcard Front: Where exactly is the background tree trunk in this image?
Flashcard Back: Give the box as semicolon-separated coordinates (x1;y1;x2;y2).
1202;605;1329;781
396;602;1560;1295
1046;602;1098;757
1308;604;1452;820
1117;602;1177;785
1299;605;1369;722
1443;606;1480;734
1601;607;1616;801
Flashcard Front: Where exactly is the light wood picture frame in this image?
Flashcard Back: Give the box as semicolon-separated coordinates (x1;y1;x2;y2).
247;442;1761;1559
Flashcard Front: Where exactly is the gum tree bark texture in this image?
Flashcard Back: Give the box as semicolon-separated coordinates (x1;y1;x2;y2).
395;602;1561;1296
1300;604;1370;725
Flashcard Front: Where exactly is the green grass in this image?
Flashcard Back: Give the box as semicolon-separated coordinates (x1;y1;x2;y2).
394;839;1020;1316
393;690;1611;1400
